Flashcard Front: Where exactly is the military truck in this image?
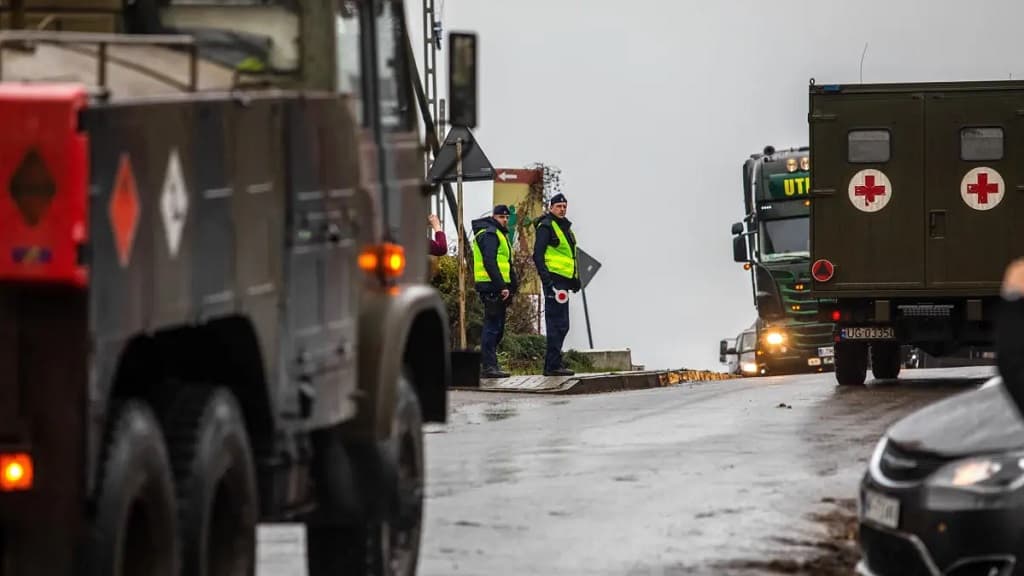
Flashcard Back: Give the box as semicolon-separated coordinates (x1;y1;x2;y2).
730;146;835;375
0;0;452;574
808;79;1022;386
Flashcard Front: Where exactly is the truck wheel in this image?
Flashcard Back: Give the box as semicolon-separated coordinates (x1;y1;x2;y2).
871;342;902;380
163;386;258;576
89;400;179;576
306;374;424;576
835;342;868;387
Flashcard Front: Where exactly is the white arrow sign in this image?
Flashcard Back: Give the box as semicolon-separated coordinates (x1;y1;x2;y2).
498;172;518;182
160;148;189;258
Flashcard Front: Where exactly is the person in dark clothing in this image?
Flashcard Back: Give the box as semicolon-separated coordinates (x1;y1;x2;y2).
997;258;1024;417
471;205;518;379
533;193;580;377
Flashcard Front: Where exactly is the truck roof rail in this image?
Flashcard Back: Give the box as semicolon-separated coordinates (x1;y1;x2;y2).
0;30;199;93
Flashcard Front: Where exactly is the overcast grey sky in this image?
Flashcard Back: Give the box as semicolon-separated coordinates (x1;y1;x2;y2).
407;0;1024;370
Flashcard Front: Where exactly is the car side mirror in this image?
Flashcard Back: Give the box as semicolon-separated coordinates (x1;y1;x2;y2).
731;222;744;236
733;235;749;263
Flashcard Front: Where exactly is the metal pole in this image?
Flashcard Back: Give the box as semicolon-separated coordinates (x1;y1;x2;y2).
456;138;466;348
581;284;594;349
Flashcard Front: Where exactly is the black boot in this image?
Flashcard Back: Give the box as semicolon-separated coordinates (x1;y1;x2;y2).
482;367;510;379
544;367;575;377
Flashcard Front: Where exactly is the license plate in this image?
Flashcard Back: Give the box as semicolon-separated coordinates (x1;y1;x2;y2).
841;327;895;341
808;358;822;366
818;346;834;357
863;489;900;529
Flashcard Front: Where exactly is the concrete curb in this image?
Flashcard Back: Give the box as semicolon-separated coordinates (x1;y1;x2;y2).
451;368;735;395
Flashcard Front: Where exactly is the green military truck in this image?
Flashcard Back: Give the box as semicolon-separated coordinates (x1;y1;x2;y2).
731;146;835;375
808;79;1021;386
0;0;454;574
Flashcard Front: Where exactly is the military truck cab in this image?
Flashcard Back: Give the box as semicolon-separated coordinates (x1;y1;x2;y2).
809;79;1022;386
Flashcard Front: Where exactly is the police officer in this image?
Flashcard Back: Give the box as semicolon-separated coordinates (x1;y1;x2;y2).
471;205;518;379
533;193;580;376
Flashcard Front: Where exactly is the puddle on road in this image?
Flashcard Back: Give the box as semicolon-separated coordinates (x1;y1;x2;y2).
482;406;518;422
710;498;859;575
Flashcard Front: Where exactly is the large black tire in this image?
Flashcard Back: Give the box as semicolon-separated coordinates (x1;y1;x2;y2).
88;400;179;576
871;342;902;380
163;386;259;576
307;374;425;576
835;341;868;387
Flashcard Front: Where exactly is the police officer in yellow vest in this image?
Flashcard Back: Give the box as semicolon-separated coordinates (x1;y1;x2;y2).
471;205;518;379
533;193;580;376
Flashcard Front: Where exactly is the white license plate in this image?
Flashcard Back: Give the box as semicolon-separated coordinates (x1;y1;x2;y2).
863;489;900;529
808;358;822;366
818;346;834;357
841;327;895;340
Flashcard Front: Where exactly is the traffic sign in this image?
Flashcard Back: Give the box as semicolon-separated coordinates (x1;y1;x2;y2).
577;247;602;290
426;126;494;184
848;169;892;213
961;166;1004;211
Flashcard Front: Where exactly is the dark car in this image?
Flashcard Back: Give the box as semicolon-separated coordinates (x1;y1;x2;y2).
857;376;1024;576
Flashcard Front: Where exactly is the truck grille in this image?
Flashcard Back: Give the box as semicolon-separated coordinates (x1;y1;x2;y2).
878;441;947;483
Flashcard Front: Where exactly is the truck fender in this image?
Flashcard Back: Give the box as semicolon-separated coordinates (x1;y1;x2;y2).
345;284;450;441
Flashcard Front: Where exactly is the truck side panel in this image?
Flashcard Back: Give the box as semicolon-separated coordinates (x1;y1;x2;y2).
924;91;1024;290
810;93;926;292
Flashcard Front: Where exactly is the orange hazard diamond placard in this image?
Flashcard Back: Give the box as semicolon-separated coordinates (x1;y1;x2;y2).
108;153;140;267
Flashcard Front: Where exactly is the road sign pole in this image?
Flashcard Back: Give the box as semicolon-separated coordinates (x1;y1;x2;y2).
456;137;466;349
581;283;594;349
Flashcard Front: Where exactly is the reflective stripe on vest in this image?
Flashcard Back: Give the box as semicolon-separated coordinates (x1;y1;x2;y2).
544;220;577;280
472;228;512;283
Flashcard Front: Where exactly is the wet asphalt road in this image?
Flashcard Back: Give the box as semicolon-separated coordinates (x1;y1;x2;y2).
256;366;997;576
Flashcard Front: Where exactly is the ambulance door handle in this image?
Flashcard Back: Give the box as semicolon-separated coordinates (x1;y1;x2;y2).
928;210;946;239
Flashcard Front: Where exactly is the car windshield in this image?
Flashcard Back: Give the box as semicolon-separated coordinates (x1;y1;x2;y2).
761;217;809;262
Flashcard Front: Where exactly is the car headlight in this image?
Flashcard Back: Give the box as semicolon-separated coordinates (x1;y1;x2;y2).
929;454;1024;493
765;332;785;346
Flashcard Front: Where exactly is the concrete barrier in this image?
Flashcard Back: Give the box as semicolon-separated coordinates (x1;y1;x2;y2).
573;349;633;372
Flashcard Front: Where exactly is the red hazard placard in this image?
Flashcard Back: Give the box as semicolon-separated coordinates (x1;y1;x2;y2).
109;153;140;268
812;259;835;283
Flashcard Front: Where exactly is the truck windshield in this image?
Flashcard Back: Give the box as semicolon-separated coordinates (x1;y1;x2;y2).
760;217;809;261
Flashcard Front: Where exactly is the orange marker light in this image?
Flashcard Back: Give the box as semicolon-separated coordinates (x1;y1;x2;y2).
0;453;33;491
743;263;751;271
358;243;406;280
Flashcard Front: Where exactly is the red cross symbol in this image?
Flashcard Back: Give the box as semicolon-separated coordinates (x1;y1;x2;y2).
854;175;886;205
967;172;1000;204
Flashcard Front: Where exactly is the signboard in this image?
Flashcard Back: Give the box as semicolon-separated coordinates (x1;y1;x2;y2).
448;32;478;129
767;172;811;200
493;168;543;294
577;247;602;290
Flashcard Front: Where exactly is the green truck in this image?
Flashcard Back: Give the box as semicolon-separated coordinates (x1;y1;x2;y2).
807;79;1020;386
730;146;835;375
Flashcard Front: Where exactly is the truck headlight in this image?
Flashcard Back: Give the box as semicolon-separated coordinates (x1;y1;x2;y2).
929;454;1024;493
741;362;759;375
765;331;785;346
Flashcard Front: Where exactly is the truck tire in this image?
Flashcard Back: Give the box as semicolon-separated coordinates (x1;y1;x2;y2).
871;342;902;380
306;373;425;576
835;341;868;387
163;386;259;576
88;400;179;576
